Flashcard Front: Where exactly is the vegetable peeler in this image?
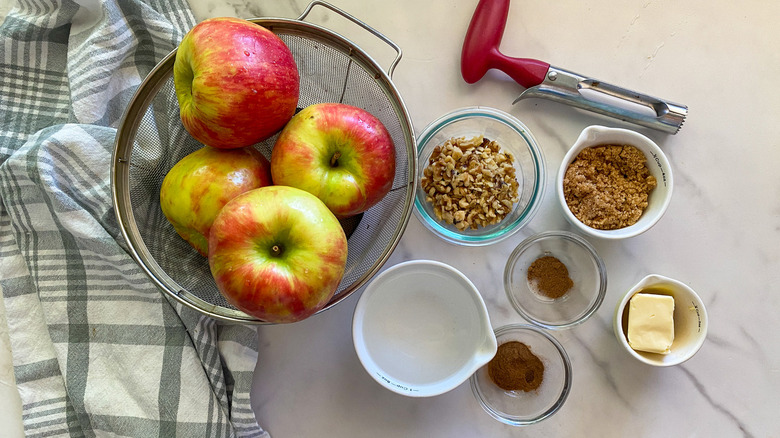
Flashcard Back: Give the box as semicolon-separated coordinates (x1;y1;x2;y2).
461;0;687;134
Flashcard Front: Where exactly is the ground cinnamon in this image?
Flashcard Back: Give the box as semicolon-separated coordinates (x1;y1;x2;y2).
488;341;544;392
527;256;573;299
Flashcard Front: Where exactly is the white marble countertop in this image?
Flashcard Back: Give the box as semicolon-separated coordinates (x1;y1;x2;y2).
182;0;780;436
3;0;779;436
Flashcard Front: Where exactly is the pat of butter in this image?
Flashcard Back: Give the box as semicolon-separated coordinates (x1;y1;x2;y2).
627;293;675;354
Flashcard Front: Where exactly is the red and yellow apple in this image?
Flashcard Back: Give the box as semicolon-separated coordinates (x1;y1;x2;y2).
270;103;396;218
208;186;348;323
160;146;272;256
173;17;299;149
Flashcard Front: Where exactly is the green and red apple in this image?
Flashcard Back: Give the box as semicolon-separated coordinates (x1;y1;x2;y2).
208;186;348;323
173;17;299;149
270;103;396;218
160;145;272;256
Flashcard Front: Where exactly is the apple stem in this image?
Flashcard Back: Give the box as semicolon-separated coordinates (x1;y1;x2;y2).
271;244;283;257
330;151;341;167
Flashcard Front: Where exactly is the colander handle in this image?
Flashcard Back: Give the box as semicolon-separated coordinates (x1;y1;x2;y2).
297;0;403;78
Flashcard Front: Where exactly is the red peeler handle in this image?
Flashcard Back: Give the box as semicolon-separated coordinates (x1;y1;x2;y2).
461;0;549;88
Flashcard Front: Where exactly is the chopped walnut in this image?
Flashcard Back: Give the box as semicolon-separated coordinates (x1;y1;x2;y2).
562;144;657;230
421;136;519;231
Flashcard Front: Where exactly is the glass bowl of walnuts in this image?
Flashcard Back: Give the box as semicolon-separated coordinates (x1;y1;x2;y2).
413;107;546;246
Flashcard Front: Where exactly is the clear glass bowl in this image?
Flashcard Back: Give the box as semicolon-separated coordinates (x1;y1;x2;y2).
504;231;607;329
470;324;572;426
413;107;546;246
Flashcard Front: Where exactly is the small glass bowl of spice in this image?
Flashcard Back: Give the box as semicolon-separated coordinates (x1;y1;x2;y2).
470;324;572;426
556;125;674;240
413;107;546;246
504;231;607;329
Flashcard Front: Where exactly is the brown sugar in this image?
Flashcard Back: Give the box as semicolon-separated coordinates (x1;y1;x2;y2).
562;144;656;230
488;341;544;392
527;256;573;299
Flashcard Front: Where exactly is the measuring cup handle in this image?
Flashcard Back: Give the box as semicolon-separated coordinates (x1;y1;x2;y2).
297;0;403;78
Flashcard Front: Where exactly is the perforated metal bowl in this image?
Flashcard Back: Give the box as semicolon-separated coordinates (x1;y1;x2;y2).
111;1;417;324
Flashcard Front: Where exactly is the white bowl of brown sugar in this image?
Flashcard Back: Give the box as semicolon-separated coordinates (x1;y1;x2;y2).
556;125;674;239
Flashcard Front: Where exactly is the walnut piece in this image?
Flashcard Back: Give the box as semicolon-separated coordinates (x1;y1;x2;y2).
421;136;519;231
562;144;657;230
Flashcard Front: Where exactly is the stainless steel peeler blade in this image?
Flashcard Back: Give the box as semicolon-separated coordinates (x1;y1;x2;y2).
513;66;687;134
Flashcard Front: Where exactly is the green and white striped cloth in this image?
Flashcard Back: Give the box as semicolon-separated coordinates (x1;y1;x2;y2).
0;0;268;436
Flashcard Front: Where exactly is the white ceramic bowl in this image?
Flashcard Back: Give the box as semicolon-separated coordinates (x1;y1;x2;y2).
613;274;708;366
352;260;497;397
556;125;673;239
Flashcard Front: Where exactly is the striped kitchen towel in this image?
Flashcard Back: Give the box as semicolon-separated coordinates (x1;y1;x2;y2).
0;0;268;436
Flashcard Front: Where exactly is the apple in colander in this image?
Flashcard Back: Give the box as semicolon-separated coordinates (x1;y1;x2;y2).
173;17;299;149
270;103;396;218
208;186;348;323
160;145;272;256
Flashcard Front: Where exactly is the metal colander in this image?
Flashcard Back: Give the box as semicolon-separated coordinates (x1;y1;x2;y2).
111;1;417;324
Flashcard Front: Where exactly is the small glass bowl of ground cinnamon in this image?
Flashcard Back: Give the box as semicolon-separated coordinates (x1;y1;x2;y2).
470;324;572;426
504;231;607;329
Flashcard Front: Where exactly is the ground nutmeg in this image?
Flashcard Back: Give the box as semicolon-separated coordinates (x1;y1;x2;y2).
487;341;544;392
527;255;573;299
